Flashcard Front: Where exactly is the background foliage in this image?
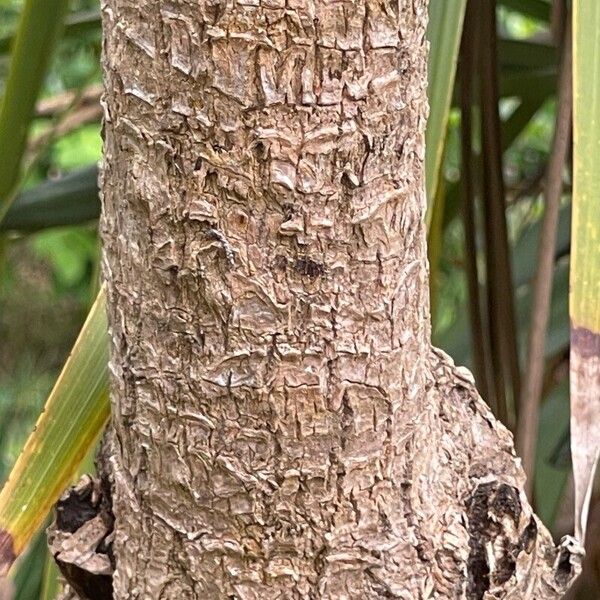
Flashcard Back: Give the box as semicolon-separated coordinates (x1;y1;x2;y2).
0;0;596;597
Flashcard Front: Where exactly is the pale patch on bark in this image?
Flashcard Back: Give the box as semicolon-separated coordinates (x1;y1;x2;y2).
99;0;582;597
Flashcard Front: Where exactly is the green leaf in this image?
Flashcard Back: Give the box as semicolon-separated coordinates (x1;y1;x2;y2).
1;165;100;233
0;0;71;213
498;0;551;22
11;526;47;600
40;548;61;600
512;205;571;289
40;551;61;600
0;10;101;56
32;228;98;289
534;381;570;528
499;38;557;71
439;259;569;370
500;70;556;99
425;0;466;222
0;290;110;575
571;7;600;335
502;92;551;150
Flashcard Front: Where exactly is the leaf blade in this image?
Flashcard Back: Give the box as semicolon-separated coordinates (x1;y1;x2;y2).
425;0;466;222
0;0;71;212
0;290;110;574
1;165;100;233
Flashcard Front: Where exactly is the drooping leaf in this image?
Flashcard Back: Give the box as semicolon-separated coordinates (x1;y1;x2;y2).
570;0;600;543
502;92;552;150
513;205;571;289
500;70;557;101
0;290;110;575
1;165;100;233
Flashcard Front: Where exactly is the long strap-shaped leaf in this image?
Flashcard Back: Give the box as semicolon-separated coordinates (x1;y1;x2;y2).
425;0;466;324
571;0;600;544
1;165;100;233
0;0;70;213
425;0;466;222
0;290;109;575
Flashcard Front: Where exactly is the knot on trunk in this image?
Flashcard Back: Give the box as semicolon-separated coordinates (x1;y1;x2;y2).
466;480;583;598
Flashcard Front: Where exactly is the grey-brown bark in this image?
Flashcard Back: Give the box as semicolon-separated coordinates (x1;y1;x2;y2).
99;1;581;597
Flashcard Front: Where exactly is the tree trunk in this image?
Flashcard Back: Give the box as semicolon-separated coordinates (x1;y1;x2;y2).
99;1;580;597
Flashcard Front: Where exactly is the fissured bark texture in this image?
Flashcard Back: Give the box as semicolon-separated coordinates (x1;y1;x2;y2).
100;1;580;597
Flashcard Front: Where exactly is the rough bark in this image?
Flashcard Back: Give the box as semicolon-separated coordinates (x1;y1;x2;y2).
99;0;581;597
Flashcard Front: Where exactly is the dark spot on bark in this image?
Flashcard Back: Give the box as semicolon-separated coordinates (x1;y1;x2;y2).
466;482;524;598
282;203;295;220
519;516;537;553
294;257;324;278
273;255;287;271
571;325;600;359
495;538;517;585
555;543;575;586
341;171;358;189
340;390;354;443
253;141;268;160
194;157;203;171
58;563;113;600
206;0;226;24
414;542;428;563
466;483;492;599
56;480;101;534
203;170;219;193
492;484;521;523
0;529;15;575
